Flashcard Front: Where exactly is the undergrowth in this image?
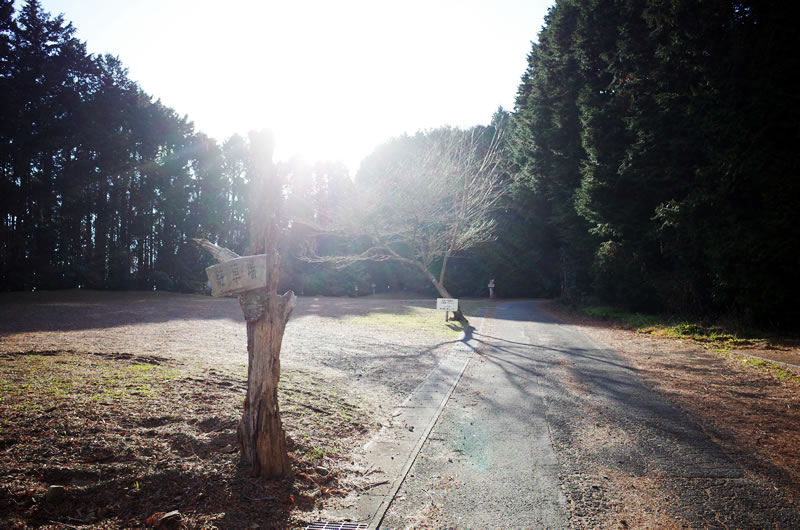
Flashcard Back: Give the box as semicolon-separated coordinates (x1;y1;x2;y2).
577;304;799;384
580;305;661;329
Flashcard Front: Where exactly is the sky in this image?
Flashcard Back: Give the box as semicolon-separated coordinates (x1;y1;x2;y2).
35;0;552;173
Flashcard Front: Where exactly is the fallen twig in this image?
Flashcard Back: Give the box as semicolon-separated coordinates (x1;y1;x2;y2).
422;487;437;507
49;521;82;530
297;402;329;414
361;480;390;491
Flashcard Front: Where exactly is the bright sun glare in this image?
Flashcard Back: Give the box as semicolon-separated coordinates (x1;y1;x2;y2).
38;0;550;172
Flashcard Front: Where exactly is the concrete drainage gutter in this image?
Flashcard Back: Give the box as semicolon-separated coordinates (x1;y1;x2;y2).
366;338;474;529
317;327;477;528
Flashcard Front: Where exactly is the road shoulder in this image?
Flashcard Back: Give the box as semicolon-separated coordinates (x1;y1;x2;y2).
540;301;800;508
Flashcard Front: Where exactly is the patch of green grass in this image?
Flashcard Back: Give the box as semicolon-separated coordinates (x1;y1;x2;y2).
743;358;766;367
579;305;775;349
279;368;373;466
582;304;782;348
346;306;465;337
740;357;800;383
664;322;705;336
307;447;326;461
1;352;186;405
578;304;797;384
13;399;43;413
652;321;766;351
0;378;13;395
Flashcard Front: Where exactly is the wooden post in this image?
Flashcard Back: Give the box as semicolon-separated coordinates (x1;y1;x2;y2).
194;219;295;479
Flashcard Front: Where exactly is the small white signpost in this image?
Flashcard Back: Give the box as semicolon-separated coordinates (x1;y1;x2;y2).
436;298;459;311
436;297;459;321
206;255;267;297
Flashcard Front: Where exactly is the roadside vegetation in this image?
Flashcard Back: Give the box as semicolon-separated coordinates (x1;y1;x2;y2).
573;304;800;384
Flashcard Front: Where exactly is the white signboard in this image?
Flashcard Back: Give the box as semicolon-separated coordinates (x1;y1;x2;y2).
436;298;459;311
206;255;266;297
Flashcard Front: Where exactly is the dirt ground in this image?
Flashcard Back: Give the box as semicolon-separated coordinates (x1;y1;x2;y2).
541;301;800;524
0;290;466;529
3;291;799;528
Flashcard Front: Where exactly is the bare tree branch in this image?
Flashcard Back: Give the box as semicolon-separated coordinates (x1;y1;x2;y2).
298;125;508;315
192;238;240;263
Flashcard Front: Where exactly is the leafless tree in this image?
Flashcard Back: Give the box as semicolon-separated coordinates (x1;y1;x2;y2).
302;126;507;321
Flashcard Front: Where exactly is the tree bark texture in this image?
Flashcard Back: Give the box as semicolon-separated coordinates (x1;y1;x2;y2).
237;217;295;478
193;216;295;479
237;288;295;478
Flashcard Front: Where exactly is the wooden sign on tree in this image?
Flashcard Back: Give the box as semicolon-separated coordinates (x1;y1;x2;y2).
193;130;296;479
195;216;297;478
205;255;268;298
193;216;295;478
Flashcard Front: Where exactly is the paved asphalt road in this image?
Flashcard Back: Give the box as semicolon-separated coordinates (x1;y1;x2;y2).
381;301;800;528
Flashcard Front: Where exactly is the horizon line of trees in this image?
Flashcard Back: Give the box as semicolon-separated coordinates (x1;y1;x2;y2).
2;0;798;328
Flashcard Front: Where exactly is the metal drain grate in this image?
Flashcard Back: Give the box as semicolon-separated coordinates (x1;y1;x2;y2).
304;523;368;530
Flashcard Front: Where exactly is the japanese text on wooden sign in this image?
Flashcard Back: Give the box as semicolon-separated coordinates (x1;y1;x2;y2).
206;255;266;297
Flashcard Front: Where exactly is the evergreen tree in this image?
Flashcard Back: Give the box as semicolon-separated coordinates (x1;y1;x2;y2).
510;0;595;299
509;0;800;326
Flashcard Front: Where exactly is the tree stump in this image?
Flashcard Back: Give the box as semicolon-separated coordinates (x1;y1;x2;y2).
237;288;294;477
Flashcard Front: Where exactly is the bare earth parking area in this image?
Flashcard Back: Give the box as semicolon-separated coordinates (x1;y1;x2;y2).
0;290;466;528
3;291;800;528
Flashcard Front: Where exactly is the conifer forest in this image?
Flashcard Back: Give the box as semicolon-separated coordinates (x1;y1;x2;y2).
2;0;798;329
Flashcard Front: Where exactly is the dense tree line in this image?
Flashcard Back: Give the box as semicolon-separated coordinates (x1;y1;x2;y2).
0;0;500;300
0;1;453;298
3;0;798;328
1;0;244;291
0;1;339;294
509;0;800;327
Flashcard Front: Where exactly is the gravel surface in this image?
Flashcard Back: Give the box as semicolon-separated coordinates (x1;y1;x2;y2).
5;292;797;528
541;300;800;527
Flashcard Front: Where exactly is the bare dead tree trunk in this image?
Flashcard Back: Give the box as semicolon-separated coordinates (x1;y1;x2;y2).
193;215;295;479
237;217;295;478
